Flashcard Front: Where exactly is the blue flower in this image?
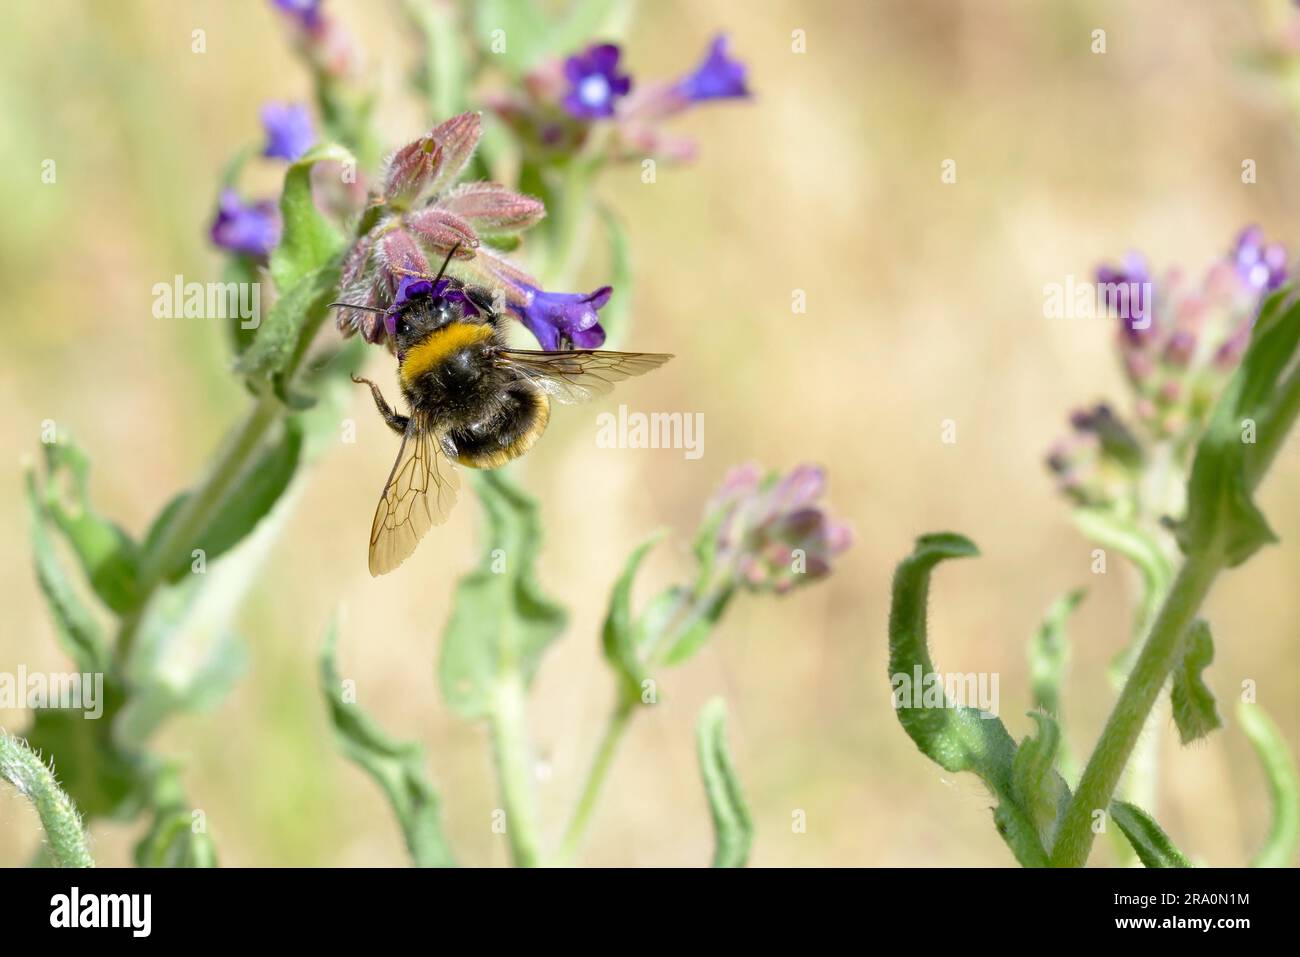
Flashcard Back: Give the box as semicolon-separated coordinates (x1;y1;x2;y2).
677;34;749;102
271;0;322;28
562;44;632;120
261;102;316;161
209;189;280;258
1233;225;1288;292
508;283;612;350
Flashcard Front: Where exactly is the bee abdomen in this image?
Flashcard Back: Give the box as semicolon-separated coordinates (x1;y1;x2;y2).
451;386;550;469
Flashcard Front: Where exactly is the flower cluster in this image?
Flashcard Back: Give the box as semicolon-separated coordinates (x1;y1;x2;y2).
336;112;614;351
1046;226;1290;507
487;34;750;163
699;463;852;594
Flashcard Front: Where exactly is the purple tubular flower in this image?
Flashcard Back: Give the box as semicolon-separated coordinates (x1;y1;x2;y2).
209;189;280;258
1096;251;1153;342
677;34;750;102
271;0;322;28
562;43;632;119
1233;225;1288;291
508;283;611;350
702;463;852;594
261;101;316;161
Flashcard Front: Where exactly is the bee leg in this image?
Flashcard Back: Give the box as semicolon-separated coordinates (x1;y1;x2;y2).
558;333;574;351
351;375;409;436
463;285;500;326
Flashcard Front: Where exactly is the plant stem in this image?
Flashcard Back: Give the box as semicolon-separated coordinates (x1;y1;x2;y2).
117;393;281;660
488;674;545;867
0;733;94;868
558;697;635;865
1050;552;1223;866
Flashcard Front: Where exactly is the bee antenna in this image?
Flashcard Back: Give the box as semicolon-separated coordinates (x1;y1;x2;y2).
327;301;387;314
432;242;461;285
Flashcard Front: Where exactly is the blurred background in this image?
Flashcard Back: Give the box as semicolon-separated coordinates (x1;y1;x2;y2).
2;0;1299;866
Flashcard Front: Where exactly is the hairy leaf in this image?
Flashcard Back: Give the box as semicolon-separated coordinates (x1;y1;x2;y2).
269;142;352;292
888;532;1063;867
440;471;567;719
696;698;753;868
601;531;664;702
322;617;455;867
1110;801;1192;868
1238;702;1299;867
39;440;141;615
1177;290;1300;566
1170;620;1221;745
25;468;107;674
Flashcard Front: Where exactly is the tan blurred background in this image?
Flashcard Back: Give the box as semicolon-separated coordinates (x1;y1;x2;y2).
2;0;1299;866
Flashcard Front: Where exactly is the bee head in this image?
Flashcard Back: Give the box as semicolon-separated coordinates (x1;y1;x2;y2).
385;275;491;355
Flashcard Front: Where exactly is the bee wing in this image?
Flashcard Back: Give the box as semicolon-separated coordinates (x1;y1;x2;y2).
494;349;673;405
368;416;459;576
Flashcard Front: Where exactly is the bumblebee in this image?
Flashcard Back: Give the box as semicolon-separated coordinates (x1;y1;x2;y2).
333;250;672;576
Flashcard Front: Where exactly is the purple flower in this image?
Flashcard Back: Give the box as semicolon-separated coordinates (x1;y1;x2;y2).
271;0;321;28
1096;251;1153;342
677;35;750;102
702;463;852;594
209;189;280;258
1233;225;1288;292
562;43;632;119
508;284;611;350
261;102;316;161
383;276;480;341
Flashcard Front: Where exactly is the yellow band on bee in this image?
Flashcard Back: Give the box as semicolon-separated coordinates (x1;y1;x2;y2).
399;322;494;384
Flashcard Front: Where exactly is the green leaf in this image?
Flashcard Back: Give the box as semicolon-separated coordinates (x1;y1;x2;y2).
696;698;753;868
439;471;567;720
23;688;149;822
0;733;94;868
269;143;352;292
888;532;1060;867
322;617;455;867
470;0;551;75
1177;289;1300;566
1170;620;1221;745
1238;702;1299;867
601;531;663;702
1028;588;1084;720
597;204;633;347
222;255;263;358
39;440;141;615
133;806;218;867
1013;712;1070;844
1110;801;1192;868
25;467;107;674
143;420;303;584
236;262;342;384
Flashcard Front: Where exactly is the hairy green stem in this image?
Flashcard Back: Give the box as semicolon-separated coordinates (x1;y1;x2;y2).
0;733;94;868
1051;553;1223;866
558;698;634;865
488;675;545;867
